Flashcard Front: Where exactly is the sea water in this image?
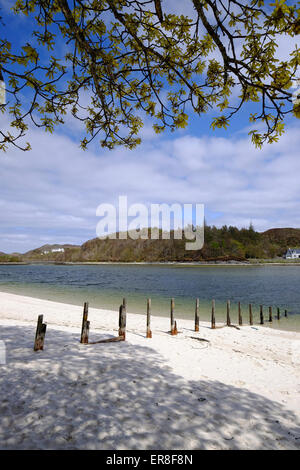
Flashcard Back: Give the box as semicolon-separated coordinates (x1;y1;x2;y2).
0;264;299;331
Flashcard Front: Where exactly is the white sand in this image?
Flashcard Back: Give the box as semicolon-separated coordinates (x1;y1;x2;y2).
0;291;299;450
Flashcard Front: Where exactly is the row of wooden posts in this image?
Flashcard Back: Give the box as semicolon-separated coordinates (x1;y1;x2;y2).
210;300;287;329
33;297;288;351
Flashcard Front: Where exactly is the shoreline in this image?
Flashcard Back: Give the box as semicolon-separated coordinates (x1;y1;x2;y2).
0;288;298;333
1;289;299;334
2;260;300;266
0;285;300;335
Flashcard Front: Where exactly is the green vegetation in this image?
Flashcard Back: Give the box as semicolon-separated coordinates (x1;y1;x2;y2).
0;252;23;263
0;1;299;151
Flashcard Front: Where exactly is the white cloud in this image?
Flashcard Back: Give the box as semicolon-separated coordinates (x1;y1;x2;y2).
0;110;299;253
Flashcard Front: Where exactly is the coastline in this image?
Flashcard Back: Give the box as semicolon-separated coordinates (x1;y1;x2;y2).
0;291;299;449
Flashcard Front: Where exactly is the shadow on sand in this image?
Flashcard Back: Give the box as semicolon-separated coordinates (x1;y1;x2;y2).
0;324;299;450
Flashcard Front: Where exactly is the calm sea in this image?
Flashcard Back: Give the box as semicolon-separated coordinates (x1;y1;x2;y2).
0;264;299;331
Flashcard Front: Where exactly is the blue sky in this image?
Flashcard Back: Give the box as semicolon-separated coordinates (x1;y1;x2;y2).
0;1;299;253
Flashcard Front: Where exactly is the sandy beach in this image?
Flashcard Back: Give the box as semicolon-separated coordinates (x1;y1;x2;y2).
0;291;299;450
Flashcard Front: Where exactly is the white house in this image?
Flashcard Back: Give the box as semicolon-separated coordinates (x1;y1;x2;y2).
42;248;65;255
284;248;300;259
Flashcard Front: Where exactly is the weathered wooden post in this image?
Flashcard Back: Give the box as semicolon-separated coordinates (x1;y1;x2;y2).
146;298;152;338
269;306;273;322
277;307;280;320
34;314;47;351
195;298;200;332
226;300;231;326
119;299;126;331
260;305;264;325
170;298;176;335
249;304;253;325
119;304;126;340
80;302;90;344
211;299;216;329
238;302;242;326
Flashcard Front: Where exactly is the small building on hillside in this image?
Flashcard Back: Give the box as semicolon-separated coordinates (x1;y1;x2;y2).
42;248;65;255
284;248;300;259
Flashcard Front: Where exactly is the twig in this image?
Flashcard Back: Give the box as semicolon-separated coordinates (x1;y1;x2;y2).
88;335;125;344
190;336;210;343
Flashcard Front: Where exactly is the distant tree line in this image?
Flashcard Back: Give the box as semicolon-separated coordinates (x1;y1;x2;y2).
4;225;299;263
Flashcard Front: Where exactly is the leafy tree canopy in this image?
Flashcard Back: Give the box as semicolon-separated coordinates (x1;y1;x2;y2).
0;0;299;151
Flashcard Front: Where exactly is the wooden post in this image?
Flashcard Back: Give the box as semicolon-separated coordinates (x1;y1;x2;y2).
195;298;199;332
211;299;216;329
249;304;253;325
122;297;127;326
170;298;176;335
260;305;264;325
80;302;89;344
238;302;242;326
284;309;288;318
269;306;273;322
277;307;280;320
146;298;152;338
226;300;231;326
119;304;126;339
82;320;90;344
34;315;47;351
